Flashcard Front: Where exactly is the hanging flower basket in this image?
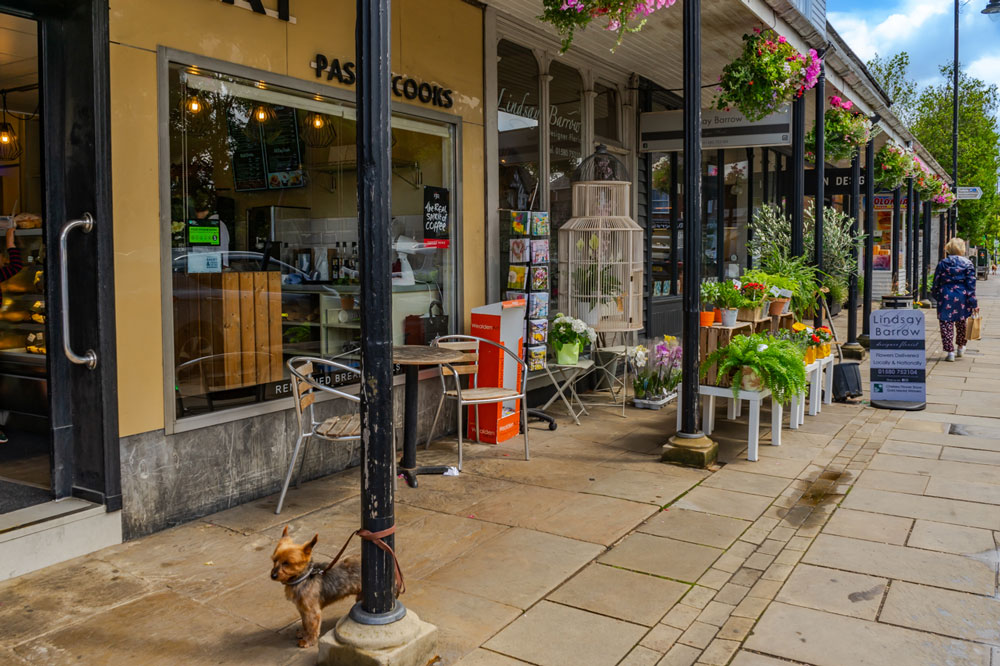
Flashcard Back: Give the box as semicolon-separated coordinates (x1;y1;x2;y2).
538;0;677;53
931;190;957;212
874;142;914;191
805;96;875;163
715;29;822;122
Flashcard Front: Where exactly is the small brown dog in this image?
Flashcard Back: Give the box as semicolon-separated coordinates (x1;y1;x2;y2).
271;526;362;648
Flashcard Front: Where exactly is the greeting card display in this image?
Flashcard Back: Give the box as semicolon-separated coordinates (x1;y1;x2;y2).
530;211;549;236
529;292;549;319
506;291;527;302
507;265;528;290
531;265;549;291
509;238;530;263
530;239;549;265
527;345;547;371
529;319;548;343
509;210;528;235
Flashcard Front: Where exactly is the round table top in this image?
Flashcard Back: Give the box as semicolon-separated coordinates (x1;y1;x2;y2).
392;345;466;366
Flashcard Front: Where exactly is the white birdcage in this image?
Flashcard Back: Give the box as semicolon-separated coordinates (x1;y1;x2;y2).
558;147;643;333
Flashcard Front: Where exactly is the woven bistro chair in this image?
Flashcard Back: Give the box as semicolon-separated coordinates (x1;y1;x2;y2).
276;356;362;515
426;335;529;470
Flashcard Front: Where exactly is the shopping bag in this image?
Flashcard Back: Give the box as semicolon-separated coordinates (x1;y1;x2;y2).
404;301;449;345
966;311;982;341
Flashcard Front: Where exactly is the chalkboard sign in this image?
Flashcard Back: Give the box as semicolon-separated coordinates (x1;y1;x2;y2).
869;309;926;408
263;105;305;189
423;186;450;249
226;103;304;191
227;107;268;191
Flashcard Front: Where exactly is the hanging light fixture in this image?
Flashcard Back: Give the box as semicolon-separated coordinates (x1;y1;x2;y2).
244;102;278;139
302;112;336;148
984;0;1000;21
0;92;22;162
184;91;208;115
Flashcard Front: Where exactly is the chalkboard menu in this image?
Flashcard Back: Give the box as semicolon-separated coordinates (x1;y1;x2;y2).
423;186;450;249
227;103;305;191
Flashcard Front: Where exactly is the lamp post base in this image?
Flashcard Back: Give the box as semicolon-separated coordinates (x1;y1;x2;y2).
662;432;718;468
841;342;867;360
856;334;871;350
319;606;438;666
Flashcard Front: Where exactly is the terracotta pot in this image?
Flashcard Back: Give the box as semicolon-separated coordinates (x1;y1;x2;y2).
713;307;722;323
768;298;790;316
741;367;763;391
700;311;715;327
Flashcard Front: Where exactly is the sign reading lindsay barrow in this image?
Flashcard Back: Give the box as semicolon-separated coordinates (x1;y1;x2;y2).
311;55;453;109
640;107;791;152
220;0;295;23
869;309;926;404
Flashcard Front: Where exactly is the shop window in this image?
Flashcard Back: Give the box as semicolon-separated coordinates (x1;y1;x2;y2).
593;82;619;144
497;40;541;212
547;61;583;301
166;62;457;421
722;150;749;278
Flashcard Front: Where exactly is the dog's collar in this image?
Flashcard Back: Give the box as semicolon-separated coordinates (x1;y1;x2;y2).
283;564;323;587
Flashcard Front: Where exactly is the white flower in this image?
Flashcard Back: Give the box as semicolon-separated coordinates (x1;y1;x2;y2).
572;320;586;334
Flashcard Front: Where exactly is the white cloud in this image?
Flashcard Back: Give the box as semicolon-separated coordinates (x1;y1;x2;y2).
830;0;948;61
968;55;1000;91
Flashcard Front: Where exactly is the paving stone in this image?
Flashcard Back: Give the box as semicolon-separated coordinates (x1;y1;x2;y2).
718;616;755;641
662;603;701;630
925;476;1000;506
941;447;1000;466
697;568;731;590
729;652;794;666
802;533;995;595
880;581;1000;645
907;520;997;556
732;595;769;619
587;469;700;505
700;468;791;497
425;527;602;609
599;533;722;584
681;585;717;610
483;601;646;666
869;453;1000;486
713;456;810;479
821;509;913;545
761;563;794;582
748;578;783;600
697;601;736;627
700;639;740;666
729;567;762;587
855;469;930;494
713;582;750;606
678;621;718;649
842;487;1000;530
746;602;991;666
456;649;532;665
775;563;886;620
894;427;1000;452
673;487;773;521
620;646;667;666
743;552;775;570
879;440;942;459
773;548;803;566
657;644;701;666
537;492;660;545
639;508;751;549
640;624;682;652
548;563;689;627
756;539;784;555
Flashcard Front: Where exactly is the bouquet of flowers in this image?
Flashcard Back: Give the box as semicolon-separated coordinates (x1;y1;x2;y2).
806;96;874;163
741;282;768;306
715;29;822;122
630;336;682;400
538;0;677;53
874;141;914;191
550;312;597;349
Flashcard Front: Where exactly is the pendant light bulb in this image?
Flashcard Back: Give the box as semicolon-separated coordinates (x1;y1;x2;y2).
0;93;21;161
302;112;336;148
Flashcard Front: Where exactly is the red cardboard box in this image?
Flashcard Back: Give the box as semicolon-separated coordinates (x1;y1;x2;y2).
466;299;526;444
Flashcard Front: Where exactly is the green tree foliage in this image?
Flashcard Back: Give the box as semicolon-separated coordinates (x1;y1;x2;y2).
867;52;919;127
910;64;1000;242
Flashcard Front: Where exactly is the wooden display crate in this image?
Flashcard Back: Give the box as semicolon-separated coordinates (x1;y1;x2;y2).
699;321;751;388
770;312;794;334
173;271;283;393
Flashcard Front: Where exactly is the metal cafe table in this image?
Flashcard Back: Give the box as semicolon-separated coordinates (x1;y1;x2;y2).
393;344;466;488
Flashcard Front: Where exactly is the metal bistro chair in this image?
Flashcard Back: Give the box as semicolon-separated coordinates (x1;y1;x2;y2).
427;335;529;471
276;356;362;515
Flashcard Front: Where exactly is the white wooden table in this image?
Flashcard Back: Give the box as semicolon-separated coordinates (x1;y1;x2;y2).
676;383;782;462
789;361;817;428
808;356;835;415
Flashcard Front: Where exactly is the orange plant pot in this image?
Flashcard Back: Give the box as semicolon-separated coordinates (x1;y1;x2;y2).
700;311;715;327
805;348;816;364
713;308;722;323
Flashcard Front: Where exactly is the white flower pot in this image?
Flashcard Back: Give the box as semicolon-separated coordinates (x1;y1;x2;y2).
720;308;738;327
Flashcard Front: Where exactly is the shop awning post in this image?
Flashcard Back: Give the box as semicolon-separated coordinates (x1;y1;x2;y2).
911;188;920;296
891;187;901;289
905;176;914;293
861;137;875;342
813;66;825;328
746;147;754;270
938;213;946;262
663;0;717;468
791;95;806;257
716;149;724;281
843;149;862;352
921;202;932;302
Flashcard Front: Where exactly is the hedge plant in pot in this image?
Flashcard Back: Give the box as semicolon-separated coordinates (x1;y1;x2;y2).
701;333;807;404
713;281;745;327
700;282;718;326
550;313;596;366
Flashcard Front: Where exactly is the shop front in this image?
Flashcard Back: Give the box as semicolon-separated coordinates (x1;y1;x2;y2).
109;0;485;539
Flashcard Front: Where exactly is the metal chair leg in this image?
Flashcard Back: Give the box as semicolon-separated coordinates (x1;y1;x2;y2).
521;397;530;461
457;400;464;471
295;434;312;489
276;432;305;515
427;393;445;450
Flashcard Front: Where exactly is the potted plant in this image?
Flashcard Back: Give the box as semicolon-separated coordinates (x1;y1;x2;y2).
738;281;768;321
538;0;677;53
715;28;822;122
805;96;875;163
700;333;807;404
630;336;682;409
874;141;914;191
713;281;745;327
815;326;833;357
882;283;914;309
700;282;718;326
550;313;596;366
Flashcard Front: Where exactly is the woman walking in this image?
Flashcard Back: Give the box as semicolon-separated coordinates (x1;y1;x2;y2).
932;238;977;362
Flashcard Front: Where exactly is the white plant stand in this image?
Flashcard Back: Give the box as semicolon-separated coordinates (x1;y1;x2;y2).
808;356;834;416
675;383;782;462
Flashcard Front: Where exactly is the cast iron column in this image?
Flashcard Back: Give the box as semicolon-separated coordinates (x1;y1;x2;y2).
791;95;806;256
939;213;947;261
670;152;679;294
813;69;825;327
922;202;932;300
905;177;914;292
353;0;400;623
716;149;725;281
862;138;875;338
891;187;901;290
761;148;769;205
911;190;920;295
953;0;960;239
847;150;860;344
747;147;754;269
679;0;702;436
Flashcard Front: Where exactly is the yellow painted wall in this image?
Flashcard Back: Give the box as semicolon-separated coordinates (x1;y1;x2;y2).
110;0;485;437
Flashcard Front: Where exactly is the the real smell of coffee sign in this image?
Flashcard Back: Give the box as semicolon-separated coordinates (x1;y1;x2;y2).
423;186;450;249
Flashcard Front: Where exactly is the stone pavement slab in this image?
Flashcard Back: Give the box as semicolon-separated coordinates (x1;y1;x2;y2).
880;581;1000;645
638;508;750;548
483;600;647;666
842;486;1000;530
855;468;930;494
547;563;689;626
775;563;886;620
672;487;773;521
585;469;701;505
599;532;722;583
906;520;996;555
456;649;531;665
747;602;991;666
699;468;791;497
821;507;913;545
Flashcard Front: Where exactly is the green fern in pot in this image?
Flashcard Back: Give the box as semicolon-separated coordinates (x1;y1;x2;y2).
700;333;807;404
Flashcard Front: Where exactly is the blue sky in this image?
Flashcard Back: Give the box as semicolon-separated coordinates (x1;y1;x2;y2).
828;0;1000;95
